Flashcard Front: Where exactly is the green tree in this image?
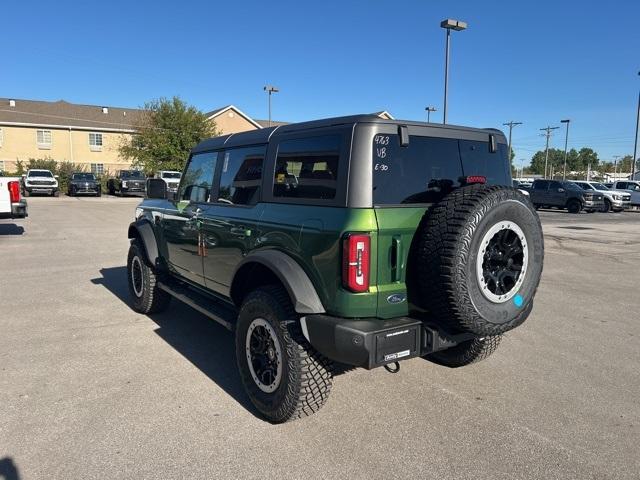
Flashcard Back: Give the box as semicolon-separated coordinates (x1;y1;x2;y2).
119;97;217;174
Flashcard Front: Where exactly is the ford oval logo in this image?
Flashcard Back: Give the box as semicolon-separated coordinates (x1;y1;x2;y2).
386;293;406;304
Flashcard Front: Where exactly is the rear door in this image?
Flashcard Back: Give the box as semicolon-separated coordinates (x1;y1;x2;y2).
548;181;565;206
201;145;266;295
372;133;465;318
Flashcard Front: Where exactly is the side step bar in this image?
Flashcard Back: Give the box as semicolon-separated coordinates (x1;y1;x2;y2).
158;281;237;331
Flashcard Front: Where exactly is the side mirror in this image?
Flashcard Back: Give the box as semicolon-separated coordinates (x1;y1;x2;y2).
146;178;167;199
558;188;565;193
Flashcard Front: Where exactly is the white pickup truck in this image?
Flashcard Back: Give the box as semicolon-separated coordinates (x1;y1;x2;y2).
0;176;28;218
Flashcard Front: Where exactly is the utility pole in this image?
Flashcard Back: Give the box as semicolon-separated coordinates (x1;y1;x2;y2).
540;126;559;179
633;71;640;180
560;119;571;180
613;155;620;181
503;121;523;168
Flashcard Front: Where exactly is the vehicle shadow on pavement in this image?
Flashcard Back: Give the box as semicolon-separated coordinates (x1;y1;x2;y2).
0;224;24;236
91;266;261;419
0;457;20;480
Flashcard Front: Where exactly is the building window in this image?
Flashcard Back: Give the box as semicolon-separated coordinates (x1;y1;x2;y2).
90;163;104;175
89;132;103;151
37;129;52;149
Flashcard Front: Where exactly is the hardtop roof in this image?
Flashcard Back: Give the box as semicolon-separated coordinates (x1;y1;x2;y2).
191;114;507;153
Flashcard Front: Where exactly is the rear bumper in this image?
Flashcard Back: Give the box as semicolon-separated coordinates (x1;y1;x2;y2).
301;314;474;369
11;199;28;218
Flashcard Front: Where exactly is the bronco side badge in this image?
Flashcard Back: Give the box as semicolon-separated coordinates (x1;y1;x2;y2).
387;293;406;304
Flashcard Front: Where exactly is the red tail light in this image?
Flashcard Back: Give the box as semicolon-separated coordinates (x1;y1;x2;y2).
8;181;20;203
462;175;487;185
342;233;370;293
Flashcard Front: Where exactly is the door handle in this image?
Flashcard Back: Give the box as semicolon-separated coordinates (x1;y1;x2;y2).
230;227;252;237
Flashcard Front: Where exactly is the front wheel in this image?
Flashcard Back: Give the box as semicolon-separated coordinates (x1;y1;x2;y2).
126;240;171;314
567;199;581;214
235;285;333;423
601;199;611;213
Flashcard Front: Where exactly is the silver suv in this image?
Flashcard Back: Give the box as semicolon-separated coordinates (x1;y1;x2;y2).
573;181;630;212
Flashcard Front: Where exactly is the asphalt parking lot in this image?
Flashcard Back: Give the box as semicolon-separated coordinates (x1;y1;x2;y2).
1;197;639;480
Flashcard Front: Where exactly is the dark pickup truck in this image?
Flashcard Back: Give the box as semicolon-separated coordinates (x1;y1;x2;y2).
529;179;604;213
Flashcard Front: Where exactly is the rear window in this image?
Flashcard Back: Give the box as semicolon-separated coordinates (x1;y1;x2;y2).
372;134;509;205
373;134;463;205
273;135;341;200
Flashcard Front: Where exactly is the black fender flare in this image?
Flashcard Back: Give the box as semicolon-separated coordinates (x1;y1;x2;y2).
127;220;159;267
230;249;325;314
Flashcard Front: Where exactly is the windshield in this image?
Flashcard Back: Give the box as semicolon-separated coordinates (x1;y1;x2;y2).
28;170;53;177
121;170;145;179
592;183;609;190
563;182;582;191
161;172;181;179
72;173;96;181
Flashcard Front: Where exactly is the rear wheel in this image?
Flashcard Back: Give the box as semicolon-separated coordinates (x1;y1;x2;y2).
412;185;544;336
126;240;171;314
235;285;333;423
425;335;502;367
567;199;581;213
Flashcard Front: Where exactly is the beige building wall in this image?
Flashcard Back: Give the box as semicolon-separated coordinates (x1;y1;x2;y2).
0;125;133;173
212;110;258;135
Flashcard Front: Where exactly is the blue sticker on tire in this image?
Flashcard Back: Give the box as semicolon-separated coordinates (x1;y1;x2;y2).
514;294;524;308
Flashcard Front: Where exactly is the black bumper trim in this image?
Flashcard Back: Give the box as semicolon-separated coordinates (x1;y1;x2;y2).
302;314;474;370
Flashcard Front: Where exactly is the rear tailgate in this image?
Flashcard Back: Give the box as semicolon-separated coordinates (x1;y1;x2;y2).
0;177;16;214
374;207;425;319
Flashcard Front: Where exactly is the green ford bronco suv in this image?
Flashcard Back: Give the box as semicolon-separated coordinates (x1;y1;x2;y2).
126;115;544;423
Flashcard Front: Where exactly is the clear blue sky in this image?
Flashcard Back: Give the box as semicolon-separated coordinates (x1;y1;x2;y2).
2;0;639;166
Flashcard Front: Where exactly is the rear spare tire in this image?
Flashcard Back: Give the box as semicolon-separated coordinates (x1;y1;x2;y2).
425;335;502;367
413;185;544;336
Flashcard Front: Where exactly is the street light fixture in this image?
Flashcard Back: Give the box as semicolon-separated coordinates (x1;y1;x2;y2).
263;85;279;127
425;106;437;123
440;18;467;124
560;119;571;180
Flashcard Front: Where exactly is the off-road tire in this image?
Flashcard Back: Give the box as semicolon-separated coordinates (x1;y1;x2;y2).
413;185;544;336
425;335;502;367
601;199;611;213
126;240;171;314
236;285;333;423
567;199;581;214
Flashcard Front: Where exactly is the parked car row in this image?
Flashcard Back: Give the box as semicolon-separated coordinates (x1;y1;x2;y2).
16;169;182;198
521;179;638;213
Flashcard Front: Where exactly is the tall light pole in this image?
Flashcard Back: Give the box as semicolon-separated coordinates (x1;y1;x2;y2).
613;155;620;181
425;106;437;123
540;126;559;179
440;19;467;124
503;121;523;168
633;71;640;180
560;119;571;180
263;85;279;127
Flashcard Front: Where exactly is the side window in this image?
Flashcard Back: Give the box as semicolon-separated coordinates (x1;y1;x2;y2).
549;181;562;190
273;135;341;200
617;182;627;189
217;145;265;205
577;183;589;190
179;152;218;202
533;181;548;190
